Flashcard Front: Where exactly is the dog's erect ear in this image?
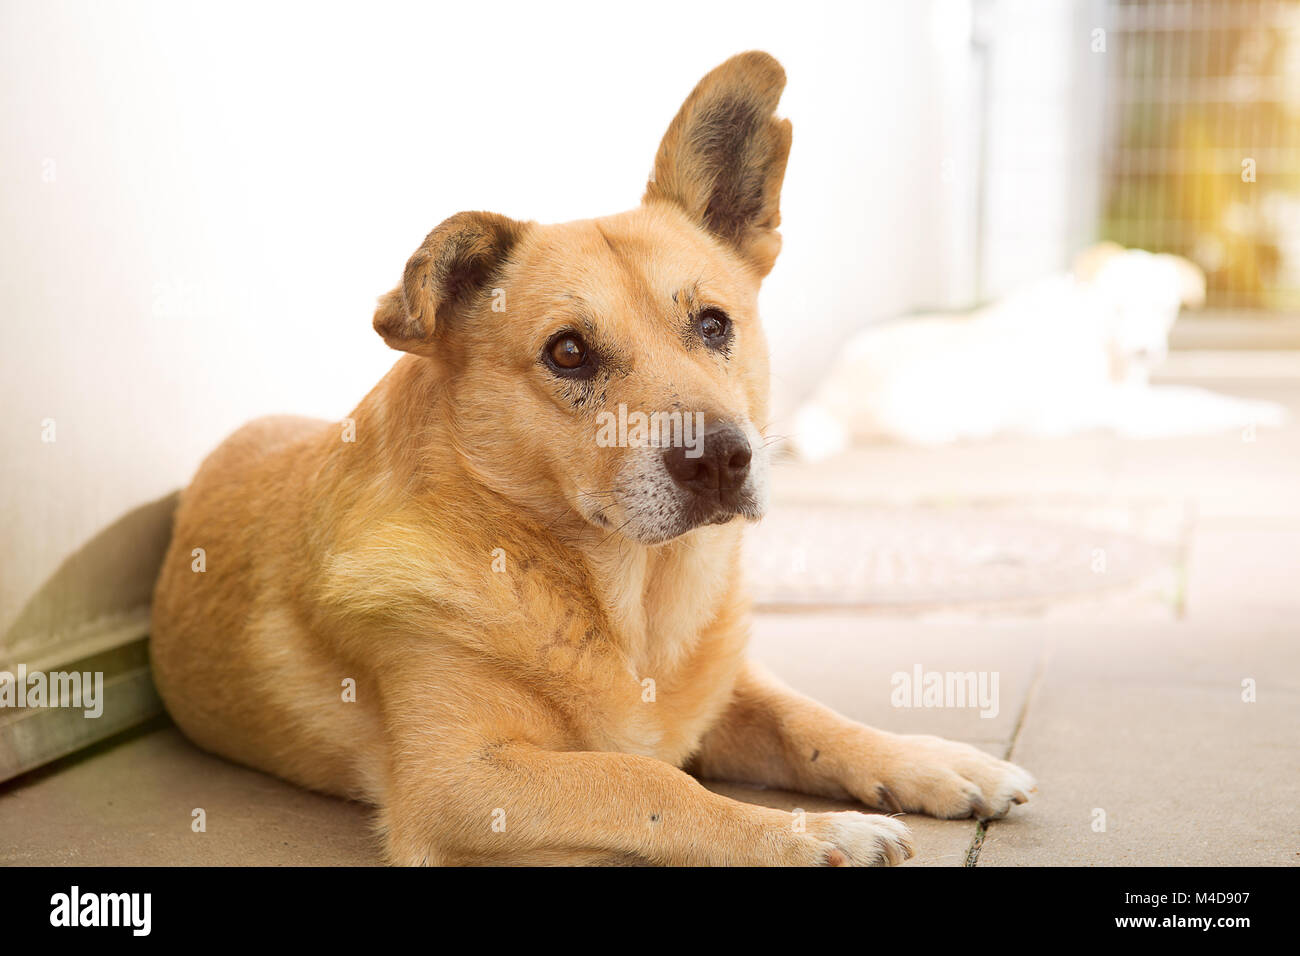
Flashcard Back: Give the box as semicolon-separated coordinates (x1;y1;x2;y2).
373;211;527;355
643;51;792;277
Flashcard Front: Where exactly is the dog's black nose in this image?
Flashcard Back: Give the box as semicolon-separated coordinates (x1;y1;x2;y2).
662;423;752;502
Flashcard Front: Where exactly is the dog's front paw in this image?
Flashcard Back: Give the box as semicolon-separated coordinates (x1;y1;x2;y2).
801;811;914;866
859;734;1036;821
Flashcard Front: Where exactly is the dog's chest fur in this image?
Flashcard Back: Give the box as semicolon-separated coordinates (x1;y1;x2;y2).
315;463;751;769
512;523;750;765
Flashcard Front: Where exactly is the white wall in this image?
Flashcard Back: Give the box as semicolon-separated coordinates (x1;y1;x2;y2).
0;0;958;645
978;0;1107;299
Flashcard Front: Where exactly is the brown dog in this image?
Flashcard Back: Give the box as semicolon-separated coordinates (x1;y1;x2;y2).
150;52;1034;866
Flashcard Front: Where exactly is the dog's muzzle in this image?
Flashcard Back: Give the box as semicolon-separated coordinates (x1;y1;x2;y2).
661;422;753;522
608;419;768;544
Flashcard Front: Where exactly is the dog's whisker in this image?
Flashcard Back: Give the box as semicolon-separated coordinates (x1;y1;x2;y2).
593;515;639;551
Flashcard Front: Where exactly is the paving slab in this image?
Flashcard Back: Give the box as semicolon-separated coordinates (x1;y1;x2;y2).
1186;521;1300;620
0;721;382;866
750;614;1045;747
976;618;1300;866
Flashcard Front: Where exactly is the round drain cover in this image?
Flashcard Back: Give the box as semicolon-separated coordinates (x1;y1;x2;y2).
744;502;1175;611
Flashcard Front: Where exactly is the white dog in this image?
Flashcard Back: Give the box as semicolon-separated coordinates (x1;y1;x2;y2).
793;243;1287;457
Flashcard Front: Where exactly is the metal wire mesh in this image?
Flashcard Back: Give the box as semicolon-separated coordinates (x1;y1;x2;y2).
1100;0;1300;311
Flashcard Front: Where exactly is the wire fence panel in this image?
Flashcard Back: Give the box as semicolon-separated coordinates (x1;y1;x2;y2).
1099;0;1300;312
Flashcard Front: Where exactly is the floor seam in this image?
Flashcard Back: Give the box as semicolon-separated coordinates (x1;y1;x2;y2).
964;632;1050;867
962;822;986;867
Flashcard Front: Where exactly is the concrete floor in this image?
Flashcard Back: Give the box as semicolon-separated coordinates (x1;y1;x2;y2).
2;352;1297;866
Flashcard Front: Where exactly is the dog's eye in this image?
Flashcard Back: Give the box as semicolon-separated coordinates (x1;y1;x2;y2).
697;308;731;348
545;332;592;374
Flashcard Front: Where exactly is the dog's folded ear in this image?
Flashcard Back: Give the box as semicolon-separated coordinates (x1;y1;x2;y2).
644;51;792;278
373;211;527;355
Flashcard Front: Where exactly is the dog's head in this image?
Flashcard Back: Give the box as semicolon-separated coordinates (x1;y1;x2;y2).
373;52;790;545
1074;242;1206;383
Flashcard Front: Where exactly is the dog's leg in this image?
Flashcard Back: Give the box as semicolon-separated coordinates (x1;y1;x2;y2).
689;662;1035;820
378;736;912;866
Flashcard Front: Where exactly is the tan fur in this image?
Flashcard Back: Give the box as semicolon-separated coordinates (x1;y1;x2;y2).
150;52;1033;866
